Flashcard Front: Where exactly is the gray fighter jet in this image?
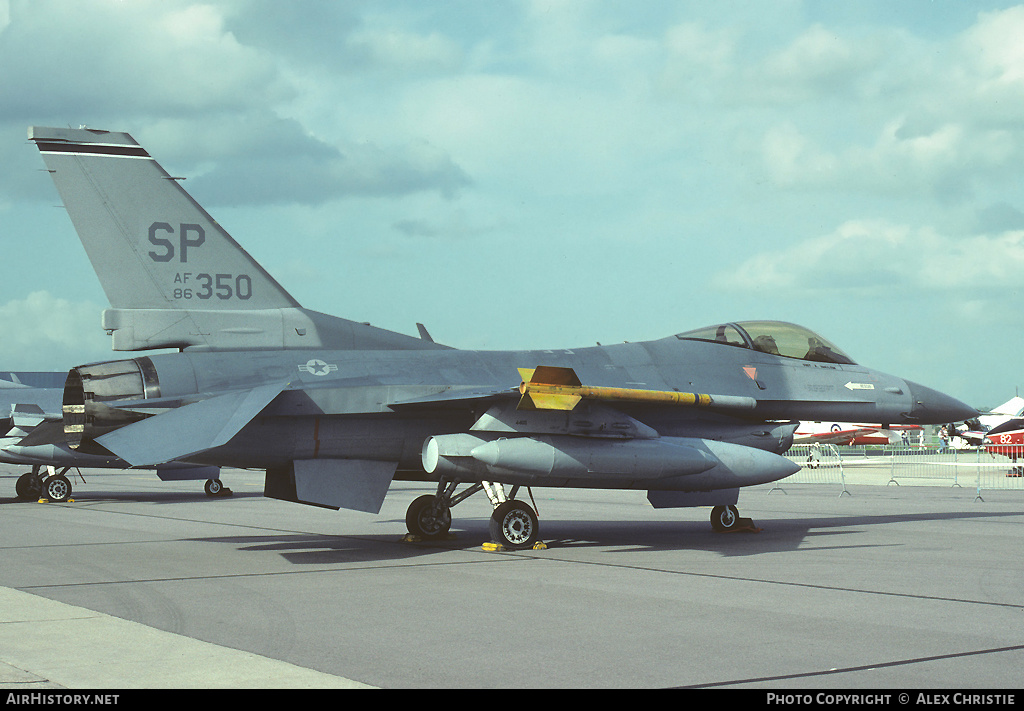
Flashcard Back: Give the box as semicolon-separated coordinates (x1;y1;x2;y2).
25;126;976;547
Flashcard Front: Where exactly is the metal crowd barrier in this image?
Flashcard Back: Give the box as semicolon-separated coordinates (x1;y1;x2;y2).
776;443;849;496
781;443;1024;500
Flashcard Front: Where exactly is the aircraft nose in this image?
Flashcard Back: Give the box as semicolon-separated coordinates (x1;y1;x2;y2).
905;381;978;424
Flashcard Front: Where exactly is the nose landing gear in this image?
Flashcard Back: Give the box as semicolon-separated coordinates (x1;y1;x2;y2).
710;504;760;533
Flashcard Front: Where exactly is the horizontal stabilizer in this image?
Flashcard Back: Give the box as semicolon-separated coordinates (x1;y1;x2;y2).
96;381;287;466
10;403;48;427
14;419;66;447
265;459;396;513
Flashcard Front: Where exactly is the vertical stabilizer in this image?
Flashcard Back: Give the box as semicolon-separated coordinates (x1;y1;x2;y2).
29;126;296;311
28;126;448;352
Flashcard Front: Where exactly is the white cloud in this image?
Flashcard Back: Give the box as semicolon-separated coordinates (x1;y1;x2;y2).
751;24;887;103
746;9;1024;201
0;0;292;119
346;27;463;74
0;291;109;370
714;219;1024;297
759;117;1017;200
962;6;1024;85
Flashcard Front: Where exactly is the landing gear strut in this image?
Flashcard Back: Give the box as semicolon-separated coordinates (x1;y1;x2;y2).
16;465;77;503
404;479;541;549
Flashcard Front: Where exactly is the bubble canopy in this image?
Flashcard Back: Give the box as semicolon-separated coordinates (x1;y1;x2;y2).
675;321;856;365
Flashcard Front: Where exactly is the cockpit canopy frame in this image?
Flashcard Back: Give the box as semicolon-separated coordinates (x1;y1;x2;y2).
675;321;856;365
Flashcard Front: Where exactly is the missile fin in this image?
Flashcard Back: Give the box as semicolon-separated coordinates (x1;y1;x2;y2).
517;391;582;411
528;365;582;387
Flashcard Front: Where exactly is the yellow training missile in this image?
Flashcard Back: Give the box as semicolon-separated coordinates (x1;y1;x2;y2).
517;366;756;412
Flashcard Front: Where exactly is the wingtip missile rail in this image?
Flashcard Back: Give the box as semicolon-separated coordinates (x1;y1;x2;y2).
516;366;757;412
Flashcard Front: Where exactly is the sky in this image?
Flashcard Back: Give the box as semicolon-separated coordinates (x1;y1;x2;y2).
0;0;1022;410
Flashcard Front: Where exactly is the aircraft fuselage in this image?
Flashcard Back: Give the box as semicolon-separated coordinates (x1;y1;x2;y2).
64;333;969;476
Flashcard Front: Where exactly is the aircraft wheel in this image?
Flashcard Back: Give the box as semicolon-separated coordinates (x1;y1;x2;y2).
43;474;72;503
710;505;740;532
15;472;42;501
204;479;223;497
489;500;539;549
406;494;452;538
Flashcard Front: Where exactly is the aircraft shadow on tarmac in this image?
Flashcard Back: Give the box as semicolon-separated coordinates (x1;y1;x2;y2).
186;532;483;566
184;507;1022;565
532;508;1023;556
0;488;265;506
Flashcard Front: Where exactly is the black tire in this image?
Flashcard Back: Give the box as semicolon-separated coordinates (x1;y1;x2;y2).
204;479;223;496
710;505;740;532
489;500;539;549
406;494;452;538
43;474;72;503
15;472;42;501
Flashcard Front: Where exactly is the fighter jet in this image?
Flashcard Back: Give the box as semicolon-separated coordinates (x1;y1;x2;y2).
981;421;1024;476
794;421;922;446
0;370;225;501
24;126;977;547
956;397;1024;475
953;396;1024;446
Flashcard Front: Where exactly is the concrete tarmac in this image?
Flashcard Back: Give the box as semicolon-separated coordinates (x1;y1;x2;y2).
1;467;1022;689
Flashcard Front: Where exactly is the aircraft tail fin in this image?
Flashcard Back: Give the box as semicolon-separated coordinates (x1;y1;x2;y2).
29;126;297;312
29;126;447;352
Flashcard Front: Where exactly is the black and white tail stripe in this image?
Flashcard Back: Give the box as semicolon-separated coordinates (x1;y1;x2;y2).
35;142;151;159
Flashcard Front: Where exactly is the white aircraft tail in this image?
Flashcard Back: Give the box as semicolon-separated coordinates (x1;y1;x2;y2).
29;126;444;352
991;396;1024;417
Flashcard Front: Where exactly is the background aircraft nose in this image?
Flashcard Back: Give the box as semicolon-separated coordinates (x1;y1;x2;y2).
905;381;978;423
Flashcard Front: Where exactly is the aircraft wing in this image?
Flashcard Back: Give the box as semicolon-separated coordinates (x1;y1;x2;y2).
388;387;517;410
95;381;288;466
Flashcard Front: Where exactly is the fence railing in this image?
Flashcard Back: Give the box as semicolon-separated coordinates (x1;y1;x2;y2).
781;443;1024;500
775;443;849;496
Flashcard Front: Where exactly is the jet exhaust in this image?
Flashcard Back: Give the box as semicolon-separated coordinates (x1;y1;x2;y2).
62;357;161;450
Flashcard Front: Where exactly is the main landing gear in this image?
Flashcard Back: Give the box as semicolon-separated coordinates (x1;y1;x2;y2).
404;483;753;544
15;465;77;503
405;479;541;550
